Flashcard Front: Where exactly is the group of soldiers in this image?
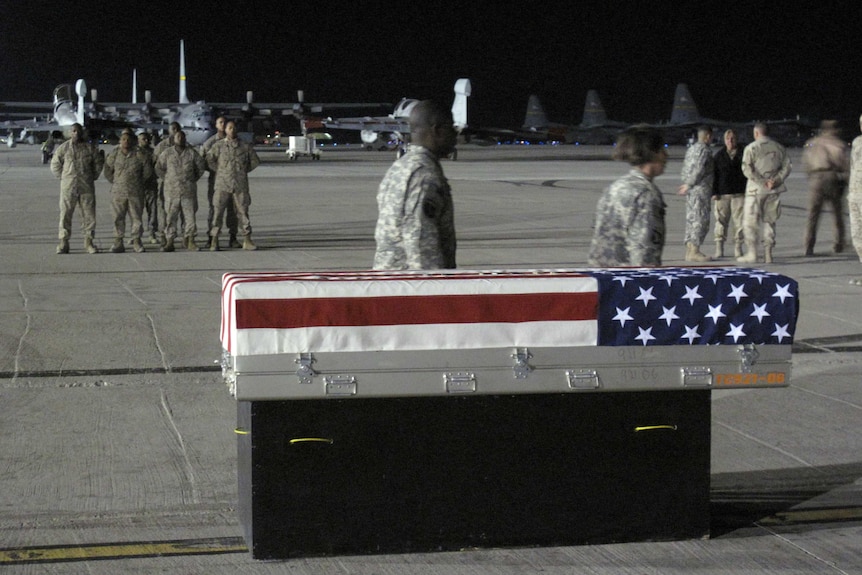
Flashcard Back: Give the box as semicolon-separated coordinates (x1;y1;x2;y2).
50;116;260;254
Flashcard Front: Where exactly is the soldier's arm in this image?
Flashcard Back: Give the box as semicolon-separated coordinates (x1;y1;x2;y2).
103;151;115;184
50;145;63;178
627;190;664;267
247;147;261;172
403;177;446;269
92;146;105;180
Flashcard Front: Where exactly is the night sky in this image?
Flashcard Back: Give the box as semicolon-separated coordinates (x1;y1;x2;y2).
2;1;861;136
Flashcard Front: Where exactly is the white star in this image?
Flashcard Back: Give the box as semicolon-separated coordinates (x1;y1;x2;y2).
682;285;702;305
659;306;680;326
750;303;770;323
748;273;770;284
635;326;656;346
773;283;794;303
772;324;791;342
727;284;748;303
703;273;722;284
726;323;746;342
613;306;634;327
657;274;677;286
613;276;632;286
706;304;726;323
635;286;656;307
681;325;701;344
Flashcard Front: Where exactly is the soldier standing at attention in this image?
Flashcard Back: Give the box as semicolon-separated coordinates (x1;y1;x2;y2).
801;120;848;256
207;120;261;251
153;122;182;246
155;130;206;252
737;122;792;264
201;116;240;249
373;100;457;270
51;123;105;254
104;131;153;253
712;129;747;258
137;132;160;245
678;125;714;262
588;125;667;267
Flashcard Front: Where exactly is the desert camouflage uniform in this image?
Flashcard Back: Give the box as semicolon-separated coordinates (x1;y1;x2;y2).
104;147;153;242
712;146;746;244
741;136;792;249
155;145;206;242
207;138;260;239
51;139;105;241
680;140;714;246
373;145;456;270
848;135;862;261
588;169;666;267
201;133;238;238
136;143;159;240
802;132;849;254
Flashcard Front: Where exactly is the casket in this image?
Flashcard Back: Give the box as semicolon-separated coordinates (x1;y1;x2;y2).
221;268;798;559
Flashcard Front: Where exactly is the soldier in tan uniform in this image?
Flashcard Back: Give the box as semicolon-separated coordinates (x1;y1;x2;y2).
201;116;240;249
802;120;849;256
849;115;862;276
206;121;261;251
373;100;457;270
51;123;105;254
153;122;182;245
137;132;159;244
155;130;206;252
737;123;792;264
104;132;153;253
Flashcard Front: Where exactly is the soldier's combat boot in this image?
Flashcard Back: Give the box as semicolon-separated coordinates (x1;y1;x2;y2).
714;241;724;259
132;239;145;253
186;236;199;251
242;234;257;251
685;242;710;262
764;245;773;264
229;233;242;249
736;241;758;263
56;239;69;254
209;235;220;251
162;238;175;252
84;237;99;254
110;238;125;253
734;241;744;258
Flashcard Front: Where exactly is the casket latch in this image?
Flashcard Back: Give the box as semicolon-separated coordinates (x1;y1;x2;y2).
294;353;317;384
738;344;760;373
511;348;534;379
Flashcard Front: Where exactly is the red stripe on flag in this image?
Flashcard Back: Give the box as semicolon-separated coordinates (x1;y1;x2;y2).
235;292;598;329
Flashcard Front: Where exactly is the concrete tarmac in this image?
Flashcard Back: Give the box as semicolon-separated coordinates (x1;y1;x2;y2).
0;143;860;574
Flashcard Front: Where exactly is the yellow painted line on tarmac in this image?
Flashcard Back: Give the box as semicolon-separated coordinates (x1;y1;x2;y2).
0;537;247;565
759;506;862;526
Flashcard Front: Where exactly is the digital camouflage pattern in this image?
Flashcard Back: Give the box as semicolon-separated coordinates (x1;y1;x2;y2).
588;169;666;267
104;147;153;240
680;141;714;246
373;145;456;270
206;138;260;238
155;145;206;240
847;134;862;260
51;139;105;240
741;137;792;248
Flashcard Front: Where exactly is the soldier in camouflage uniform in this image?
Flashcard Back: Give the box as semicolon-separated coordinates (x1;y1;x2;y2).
207;120;261;251
104;132;153;253
373;100;457;270
201;116;240;249
848;115;862;275
155;130;206;252
802;120;848;256
737;123;792;264
677;125;714;262
153;122;182;245
137;133;159;244
51;123;105;254
588;125;667;267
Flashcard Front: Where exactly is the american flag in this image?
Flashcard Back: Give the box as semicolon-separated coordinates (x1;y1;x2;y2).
592;267;798;346
221;268;798;356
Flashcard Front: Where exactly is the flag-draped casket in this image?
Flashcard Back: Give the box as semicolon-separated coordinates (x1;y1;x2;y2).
221;268;798;559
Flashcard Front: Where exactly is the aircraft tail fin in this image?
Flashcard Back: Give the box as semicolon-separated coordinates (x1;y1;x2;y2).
451;78;471;131
74;79;87;126
581;90;608;127
179;40;189;104
132;69;137;104
522;94;548;130
670;83;699;125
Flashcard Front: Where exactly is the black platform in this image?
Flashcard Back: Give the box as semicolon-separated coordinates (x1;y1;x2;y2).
237;389;711;559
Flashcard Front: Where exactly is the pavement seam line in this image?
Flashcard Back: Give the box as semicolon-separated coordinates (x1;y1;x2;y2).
753;524;853;575
147;313;170;372
159;389;200;505
714;420;815;468
13;280;31;383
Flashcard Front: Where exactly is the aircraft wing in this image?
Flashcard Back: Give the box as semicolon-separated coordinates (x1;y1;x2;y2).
1;117;62;133
320;116;409;133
